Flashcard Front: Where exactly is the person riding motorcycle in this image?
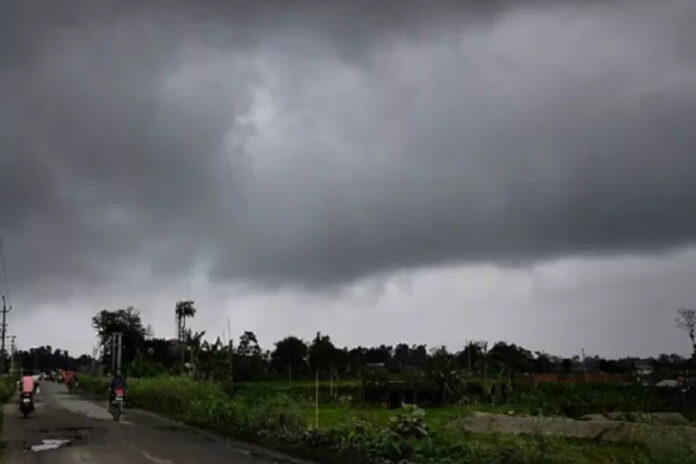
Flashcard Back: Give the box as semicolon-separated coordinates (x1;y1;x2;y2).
109;370;127;407
67;372;79;392
18;370;37;406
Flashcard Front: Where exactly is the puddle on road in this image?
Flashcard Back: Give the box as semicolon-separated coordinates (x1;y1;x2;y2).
31;439;71;452
23;426;106;453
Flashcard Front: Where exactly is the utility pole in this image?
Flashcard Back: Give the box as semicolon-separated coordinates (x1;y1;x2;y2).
116;332;123;372
111;335;116;372
111;332;123;373
581;348;587;381
9;335;15;374
1;295;10;375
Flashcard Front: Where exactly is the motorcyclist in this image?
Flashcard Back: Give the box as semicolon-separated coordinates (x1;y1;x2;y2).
109;370;127;407
19;369;36;406
67;372;79;391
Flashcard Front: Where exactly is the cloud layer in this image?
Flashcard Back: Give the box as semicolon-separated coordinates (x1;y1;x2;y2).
2;0;696;300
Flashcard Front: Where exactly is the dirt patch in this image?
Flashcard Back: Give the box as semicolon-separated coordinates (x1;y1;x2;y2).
454;412;696;449
602;412;691;426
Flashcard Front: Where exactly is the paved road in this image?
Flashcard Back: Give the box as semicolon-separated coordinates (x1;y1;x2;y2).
2;382;293;464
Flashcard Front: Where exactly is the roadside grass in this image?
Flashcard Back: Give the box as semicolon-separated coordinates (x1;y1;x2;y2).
0;375;18;462
78;374;695;464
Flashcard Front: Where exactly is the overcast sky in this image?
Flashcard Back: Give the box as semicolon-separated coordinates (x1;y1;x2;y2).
1;0;695;358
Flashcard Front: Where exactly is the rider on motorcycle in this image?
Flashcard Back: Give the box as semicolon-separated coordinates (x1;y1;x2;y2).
18;369;36;404
109;369;127;406
67;372;79;391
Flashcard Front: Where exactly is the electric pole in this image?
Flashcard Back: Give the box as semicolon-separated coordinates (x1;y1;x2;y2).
9;335;15;374
111;332;123;373
1;295;10;375
117;332;122;371
111;335;116;372
581;348;587;381
111;332;123;374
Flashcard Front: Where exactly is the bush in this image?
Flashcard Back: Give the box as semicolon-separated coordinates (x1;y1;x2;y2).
83;375;307;445
78;375;110;396
325;405;439;463
0;376;17;403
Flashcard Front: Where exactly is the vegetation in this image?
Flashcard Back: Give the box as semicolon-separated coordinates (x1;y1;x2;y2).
676;308;696;360
63;305;696;463
92;307;148;367
78;374;695;463
175;300;197;366
0;375;17;405
0;374;19;460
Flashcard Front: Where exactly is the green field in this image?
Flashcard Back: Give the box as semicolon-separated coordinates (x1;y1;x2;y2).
78;375;696;464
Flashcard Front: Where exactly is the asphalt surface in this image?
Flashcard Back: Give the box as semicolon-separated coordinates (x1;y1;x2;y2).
2;381;297;464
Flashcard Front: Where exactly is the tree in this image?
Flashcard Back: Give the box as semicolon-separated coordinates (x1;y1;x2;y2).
365;345;393;365
17;345;91;372
235;331;266;381
393;343;411;368
186;330;206;370
348;346;368;373
91;307;147;369
271;336;308;380
238;331;261;357
425;346;463;404
488;342;534;376
175;301;197;365
409;345;428;369
676;308;696;359
308;332;337;374
458;343;483;372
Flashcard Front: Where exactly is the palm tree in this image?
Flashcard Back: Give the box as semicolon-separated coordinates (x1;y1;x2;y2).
175;301;196;366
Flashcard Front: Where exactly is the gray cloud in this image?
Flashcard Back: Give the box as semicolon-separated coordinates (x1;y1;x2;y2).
2;0;696;300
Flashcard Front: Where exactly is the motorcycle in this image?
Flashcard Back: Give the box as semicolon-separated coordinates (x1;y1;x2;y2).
110;387;125;421
67;379;78;393
20;392;34;418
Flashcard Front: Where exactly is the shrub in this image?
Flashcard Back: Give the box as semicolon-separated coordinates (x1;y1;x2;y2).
77;374;110;396
0;376;17;403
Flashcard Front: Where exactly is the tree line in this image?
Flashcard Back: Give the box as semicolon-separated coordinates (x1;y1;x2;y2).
13;345;93;372
87;303;691;383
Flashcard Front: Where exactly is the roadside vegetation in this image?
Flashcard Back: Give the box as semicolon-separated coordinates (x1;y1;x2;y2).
43;304;696;463
0;374;19;459
78;373;695;464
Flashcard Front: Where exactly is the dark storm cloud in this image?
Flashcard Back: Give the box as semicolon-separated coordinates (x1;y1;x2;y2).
1;0;696;295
